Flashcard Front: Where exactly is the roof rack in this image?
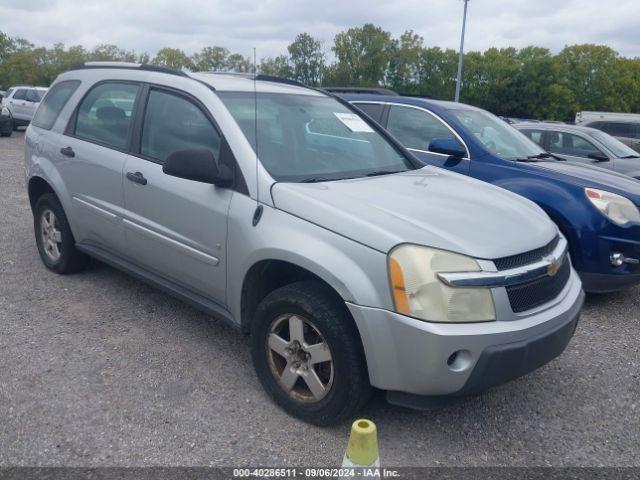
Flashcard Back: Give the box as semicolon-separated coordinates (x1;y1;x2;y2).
255;74;307;88
70;62;189;78
322;87;399;96
198;72;308;89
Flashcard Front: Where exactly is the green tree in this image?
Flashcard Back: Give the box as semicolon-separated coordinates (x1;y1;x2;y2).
287;33;324;85
191;46;229;71
89;44;136;62
259;55;293;77
225;53;252;72
330;24;393;86
151;47;194;70
556;44;629;113
386;30;423;91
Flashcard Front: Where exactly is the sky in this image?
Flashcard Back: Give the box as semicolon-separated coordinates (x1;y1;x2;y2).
1;0;640;60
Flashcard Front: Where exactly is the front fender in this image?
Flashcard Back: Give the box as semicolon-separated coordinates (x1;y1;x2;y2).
226;194;391;324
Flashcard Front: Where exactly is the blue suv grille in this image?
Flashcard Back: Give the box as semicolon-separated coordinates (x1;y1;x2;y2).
506;258;571;313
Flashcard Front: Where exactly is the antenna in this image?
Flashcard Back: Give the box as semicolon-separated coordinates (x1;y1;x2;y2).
252;47;263;226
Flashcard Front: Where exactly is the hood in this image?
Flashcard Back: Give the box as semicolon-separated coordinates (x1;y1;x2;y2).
530;161;640;198
271;167;557;259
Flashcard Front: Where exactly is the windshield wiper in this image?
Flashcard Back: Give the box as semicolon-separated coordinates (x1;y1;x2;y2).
298;176;335;183
513;157;539;162
528;152;566;161
365;170;405;177
621;155;640;159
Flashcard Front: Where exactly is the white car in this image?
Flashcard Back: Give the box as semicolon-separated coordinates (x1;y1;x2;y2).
2;86;48;128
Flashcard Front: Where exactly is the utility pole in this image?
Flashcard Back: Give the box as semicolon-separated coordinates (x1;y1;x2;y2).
454;0;470;102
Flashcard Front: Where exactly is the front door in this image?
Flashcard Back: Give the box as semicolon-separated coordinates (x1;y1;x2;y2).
385;104;470;175
122;87;232;303
545;130;613;171
10;88;30;121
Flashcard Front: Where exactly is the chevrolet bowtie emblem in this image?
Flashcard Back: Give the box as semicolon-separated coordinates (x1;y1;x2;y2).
547;257;562;277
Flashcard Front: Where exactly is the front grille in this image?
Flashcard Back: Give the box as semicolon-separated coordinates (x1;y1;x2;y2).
506;258;571;313
494;236;559;271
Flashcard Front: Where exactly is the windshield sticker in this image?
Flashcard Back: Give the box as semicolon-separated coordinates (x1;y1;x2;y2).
334;113;374;133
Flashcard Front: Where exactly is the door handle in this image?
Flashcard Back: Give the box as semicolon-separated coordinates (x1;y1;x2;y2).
60;146;75;157
126;171;147;185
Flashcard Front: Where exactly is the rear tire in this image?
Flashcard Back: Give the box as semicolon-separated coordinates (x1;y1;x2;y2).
250;280;372;426
34;193;89;274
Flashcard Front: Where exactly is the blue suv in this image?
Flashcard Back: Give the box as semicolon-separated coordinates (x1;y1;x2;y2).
336;91;640;293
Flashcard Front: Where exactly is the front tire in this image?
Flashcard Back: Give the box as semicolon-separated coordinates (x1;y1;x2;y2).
250;281;372;426
34;193;89;274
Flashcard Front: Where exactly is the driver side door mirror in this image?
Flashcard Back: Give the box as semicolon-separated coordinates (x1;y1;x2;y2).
587;152;610;162
163;149;233;187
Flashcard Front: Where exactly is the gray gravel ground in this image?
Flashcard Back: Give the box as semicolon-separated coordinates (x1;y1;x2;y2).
1;131;639;467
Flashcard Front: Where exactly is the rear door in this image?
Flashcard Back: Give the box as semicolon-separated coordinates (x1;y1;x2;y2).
58;81;141;254
122;85;232;303
385;104;470;174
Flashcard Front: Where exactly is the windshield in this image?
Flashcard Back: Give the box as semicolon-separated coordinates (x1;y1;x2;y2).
590;130;639;158
448;108;544;160
217;92;413;182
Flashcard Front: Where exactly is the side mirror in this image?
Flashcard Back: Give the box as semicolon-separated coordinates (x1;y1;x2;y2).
162;149;233;186
428;137;466;158
588;152;609;162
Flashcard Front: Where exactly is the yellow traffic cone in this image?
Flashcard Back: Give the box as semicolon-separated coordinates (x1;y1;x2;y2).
341;419;380;476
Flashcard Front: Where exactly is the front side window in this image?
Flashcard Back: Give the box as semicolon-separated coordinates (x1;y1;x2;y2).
547;131;602;158
448;108;543;160
140;89;221;163
387;105;463;153
590;130;639;158
217;92;413;182
32;81;80;130
74;82;139;150
13;89;26;100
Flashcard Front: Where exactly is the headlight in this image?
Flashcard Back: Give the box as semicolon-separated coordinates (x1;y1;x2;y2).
1;106;9;116
585;188;640;226
388;244;495;323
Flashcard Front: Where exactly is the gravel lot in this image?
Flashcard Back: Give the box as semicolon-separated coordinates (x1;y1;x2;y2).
1;130;639;467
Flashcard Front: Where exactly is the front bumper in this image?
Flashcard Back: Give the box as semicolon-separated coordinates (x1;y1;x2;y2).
347;268;584;397
570;227;640;293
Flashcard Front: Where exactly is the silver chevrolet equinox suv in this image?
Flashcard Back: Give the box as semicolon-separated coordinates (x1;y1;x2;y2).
25;62;585;425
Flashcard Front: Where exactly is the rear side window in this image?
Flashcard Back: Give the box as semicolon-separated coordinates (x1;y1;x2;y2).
520;129;544;145
387;105;463;152
606;122;639;139
13;89;26;100
26;89;45;102
74;82;139;150
32;81;80;130
140;89;221;163
354;103;384;122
